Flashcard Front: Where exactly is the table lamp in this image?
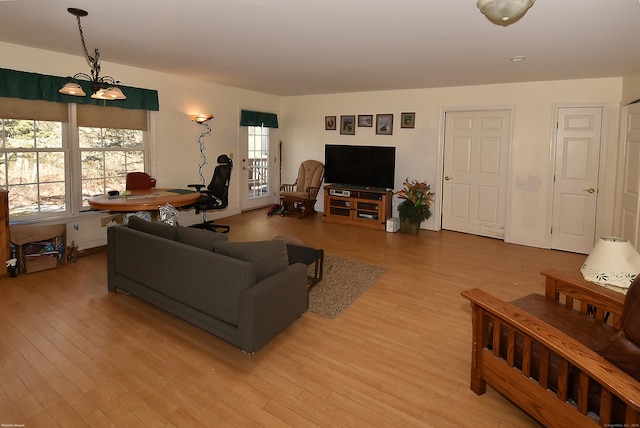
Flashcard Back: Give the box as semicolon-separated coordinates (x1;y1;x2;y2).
580;237;640;292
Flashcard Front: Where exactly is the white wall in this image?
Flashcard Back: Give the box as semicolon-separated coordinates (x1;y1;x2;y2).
1;41;626;250
622;65;640;106
280;78;623;248
1;41;280;248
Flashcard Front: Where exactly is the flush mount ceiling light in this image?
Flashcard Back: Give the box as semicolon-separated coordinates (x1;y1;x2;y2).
59;8;126;100
477;0;535;25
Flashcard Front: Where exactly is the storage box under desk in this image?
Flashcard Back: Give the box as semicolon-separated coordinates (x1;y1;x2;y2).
10;223;66;274
24;253;59;273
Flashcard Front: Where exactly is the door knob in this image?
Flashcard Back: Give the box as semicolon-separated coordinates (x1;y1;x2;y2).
582;188;595;193
445;176;452;181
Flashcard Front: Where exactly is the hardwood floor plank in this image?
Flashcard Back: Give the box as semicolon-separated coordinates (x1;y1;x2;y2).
0;209;588;426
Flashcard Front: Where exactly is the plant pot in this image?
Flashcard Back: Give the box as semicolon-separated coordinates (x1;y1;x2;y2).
399;217;420;234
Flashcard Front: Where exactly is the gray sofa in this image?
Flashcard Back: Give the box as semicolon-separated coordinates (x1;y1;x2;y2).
107;217;308;354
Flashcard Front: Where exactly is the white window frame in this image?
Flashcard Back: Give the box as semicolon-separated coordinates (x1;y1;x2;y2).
1;103;151;221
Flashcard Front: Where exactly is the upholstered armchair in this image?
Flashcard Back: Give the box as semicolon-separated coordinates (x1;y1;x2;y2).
279;160;324;218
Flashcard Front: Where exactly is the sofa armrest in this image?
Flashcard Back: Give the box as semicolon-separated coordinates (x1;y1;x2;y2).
542;269;626;328
461;288;640;427
237;263;308;354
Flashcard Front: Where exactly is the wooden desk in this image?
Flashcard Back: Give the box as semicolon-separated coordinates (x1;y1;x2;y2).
88;188;200;211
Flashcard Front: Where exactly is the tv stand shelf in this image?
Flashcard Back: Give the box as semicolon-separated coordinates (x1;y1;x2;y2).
323;185;392;230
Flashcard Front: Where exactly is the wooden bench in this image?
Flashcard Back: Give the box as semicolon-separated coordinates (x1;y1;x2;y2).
461;269;640;427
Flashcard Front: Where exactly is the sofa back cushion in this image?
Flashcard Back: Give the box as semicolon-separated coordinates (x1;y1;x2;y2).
128;216;177;240
176;226;228;250
215;240;289;282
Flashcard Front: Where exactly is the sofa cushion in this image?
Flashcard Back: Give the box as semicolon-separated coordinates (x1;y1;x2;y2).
621;275;640;344
596;331;640;381
176;226;228;250
215;239;288;282
596;275;640;381
127;216;177;240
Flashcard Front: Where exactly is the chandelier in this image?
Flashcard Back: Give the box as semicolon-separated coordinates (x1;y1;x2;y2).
59;8;126;100
477;0;535;24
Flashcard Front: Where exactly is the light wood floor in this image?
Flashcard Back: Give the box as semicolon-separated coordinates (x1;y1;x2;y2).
0;209;587;427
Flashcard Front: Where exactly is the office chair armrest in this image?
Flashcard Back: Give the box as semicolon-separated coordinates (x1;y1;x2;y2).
201;190;223;205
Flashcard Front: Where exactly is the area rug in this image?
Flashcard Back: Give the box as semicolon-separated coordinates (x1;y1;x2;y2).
308;255;386;319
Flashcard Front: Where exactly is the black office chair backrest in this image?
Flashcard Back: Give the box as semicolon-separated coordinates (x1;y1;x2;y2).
207;154;233;208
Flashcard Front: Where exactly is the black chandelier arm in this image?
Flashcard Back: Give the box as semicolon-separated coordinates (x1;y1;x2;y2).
73;11;96;65
66;73;121;89
68;72;92;82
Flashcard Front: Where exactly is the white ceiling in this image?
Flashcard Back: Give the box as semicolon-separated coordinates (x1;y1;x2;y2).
1;0;639;96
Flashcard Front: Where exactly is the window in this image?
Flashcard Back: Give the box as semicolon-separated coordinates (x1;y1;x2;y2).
0;99;150;219
247;125;269;199
79;127;144;206
0;119;67;216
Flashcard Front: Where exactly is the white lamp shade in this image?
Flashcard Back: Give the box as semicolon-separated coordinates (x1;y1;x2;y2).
59;82;86;96
477;0;535;22
580;237;640;291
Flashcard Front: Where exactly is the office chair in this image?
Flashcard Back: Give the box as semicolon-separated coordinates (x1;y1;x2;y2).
126;172;156;190
279;159;324;218
188;154;233;233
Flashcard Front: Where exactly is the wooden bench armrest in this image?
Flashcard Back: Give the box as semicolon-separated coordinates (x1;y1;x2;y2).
541;269;626;328
461;288;640;424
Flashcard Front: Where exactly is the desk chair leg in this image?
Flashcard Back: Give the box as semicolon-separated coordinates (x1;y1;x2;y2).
190;221;230;233
190;210;230;233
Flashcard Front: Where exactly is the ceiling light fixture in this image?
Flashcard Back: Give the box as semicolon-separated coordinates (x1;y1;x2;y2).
59;8;126;100
477;0;535;24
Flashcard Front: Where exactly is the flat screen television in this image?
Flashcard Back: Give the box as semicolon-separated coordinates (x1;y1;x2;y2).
324;144;396;190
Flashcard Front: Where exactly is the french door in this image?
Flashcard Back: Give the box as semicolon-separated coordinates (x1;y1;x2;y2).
239;125;277;211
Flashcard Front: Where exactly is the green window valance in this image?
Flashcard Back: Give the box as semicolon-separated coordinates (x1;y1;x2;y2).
0;68;159;111
240;109;279;128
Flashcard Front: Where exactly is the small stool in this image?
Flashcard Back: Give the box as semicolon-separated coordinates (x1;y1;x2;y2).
286;244;324;288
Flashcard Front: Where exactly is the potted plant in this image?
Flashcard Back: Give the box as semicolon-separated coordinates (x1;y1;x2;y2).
395;178;434;234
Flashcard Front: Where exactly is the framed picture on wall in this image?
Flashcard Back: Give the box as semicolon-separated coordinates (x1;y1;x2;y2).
376;114;393;135
401;112;415;128
340;115;356;135
358;115;373;127
325;116;337;130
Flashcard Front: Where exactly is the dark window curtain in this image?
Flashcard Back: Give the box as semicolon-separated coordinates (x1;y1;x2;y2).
0;68;159;111
240;109;279;128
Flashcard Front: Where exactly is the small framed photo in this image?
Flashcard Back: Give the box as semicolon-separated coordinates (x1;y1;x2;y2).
340;115;356;135
325;116;336;130
358;114;373;127
401;112;415;129
376;114;393;135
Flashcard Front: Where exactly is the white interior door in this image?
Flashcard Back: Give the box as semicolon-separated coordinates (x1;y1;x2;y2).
620;103;640;248
550;107;603;253
442;110;511;239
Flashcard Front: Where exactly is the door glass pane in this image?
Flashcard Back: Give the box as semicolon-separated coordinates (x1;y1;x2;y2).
247;126;269;199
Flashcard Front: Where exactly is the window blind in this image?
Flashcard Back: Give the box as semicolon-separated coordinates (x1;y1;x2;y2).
77;104;147;130
0;97;68;122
